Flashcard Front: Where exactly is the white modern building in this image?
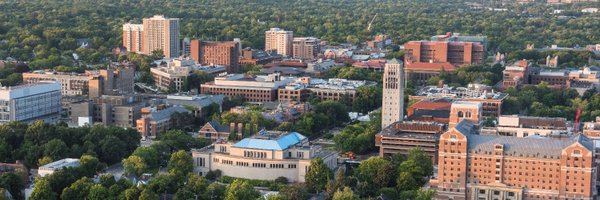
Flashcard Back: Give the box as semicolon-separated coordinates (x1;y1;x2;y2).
192;132;337;182
0;81;61;124
38;158;80;177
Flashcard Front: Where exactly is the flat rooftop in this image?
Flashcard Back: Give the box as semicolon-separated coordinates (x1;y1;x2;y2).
39;158;80;170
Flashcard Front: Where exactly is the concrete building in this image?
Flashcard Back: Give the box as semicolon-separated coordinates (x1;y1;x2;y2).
583;117;600;139
190;40;240;73
200;73;294;102
382;59;405;129
482;115;569;137
192;131;337;182
142;15;180;58
410;84;507;117
68;95;145;128
150;61;191;92
376;121;446;163
265;28;293;56
278;77;376;102
22;65;135;97
431;120;597;200
38;158;80;177
136;105;191;139
122;23;144;53
0;81;61;124
292;37;320;60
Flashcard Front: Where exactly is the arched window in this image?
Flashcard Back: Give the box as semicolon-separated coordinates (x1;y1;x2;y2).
466;112;471;118
458;111;464;118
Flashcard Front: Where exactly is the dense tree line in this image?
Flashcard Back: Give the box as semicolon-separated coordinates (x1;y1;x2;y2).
302;148;435;200
0;122;140;168
502;83;600;121
1;0;598;68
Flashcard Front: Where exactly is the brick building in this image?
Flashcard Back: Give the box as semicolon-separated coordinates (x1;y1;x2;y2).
404;41;485;85
292;37;320;60
432;120;598;200
190;40;240;73
502;60;532;89
406;99;453;124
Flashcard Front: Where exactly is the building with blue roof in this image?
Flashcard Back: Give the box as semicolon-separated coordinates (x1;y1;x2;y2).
192;131;337;183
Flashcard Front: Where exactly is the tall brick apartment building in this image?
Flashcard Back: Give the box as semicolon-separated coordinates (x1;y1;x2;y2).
432;120;598;200
190;40;240;73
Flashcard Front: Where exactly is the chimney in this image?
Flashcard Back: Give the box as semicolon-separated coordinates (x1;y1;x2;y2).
230;123;236;134
237;123;244;135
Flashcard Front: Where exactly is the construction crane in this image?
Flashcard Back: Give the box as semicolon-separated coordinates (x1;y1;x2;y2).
367;13;378;32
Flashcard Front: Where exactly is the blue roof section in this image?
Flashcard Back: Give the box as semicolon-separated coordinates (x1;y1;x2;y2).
233;132;306;151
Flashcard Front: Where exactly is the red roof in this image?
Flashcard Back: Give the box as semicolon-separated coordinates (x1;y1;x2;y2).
405;62;457;71
264;61;307;68
409;101;452;110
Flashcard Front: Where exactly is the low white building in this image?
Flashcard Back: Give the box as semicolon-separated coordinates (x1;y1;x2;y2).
192;132;337;183
38;158;80;177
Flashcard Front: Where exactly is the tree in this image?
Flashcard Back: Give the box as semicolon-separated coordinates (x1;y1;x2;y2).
224;179;260;200
396;171;419;192
0;172;25;199
407;148;434;177
60;177;93;200
203;183;226;200
305;157;333;193
123;188;140;200
167;150;193;178
30;179;57;200
80;155;105;177
416;188;436;200
314;101;350;126
139;188;159;200
87;184;109;200
279;184;308;200
332;187;358;200
123;155;148;177
356;157;394;190
37;156;53;166
352;86;382;113
151;49;165;60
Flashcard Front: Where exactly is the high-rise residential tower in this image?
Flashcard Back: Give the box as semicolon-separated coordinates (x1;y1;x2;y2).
292;37;320;60
381;59;405;129
142;15;180;58
122;15;181;58
122;23;144;53
265;28;293;56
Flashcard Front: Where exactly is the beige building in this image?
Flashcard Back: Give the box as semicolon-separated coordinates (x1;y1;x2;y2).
382;59;405;129
142;15;180;58
292;37;320;60
192;132;337;182
265;28;293;56
150;61;191;92
122;23;144;53
22;66;134;97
